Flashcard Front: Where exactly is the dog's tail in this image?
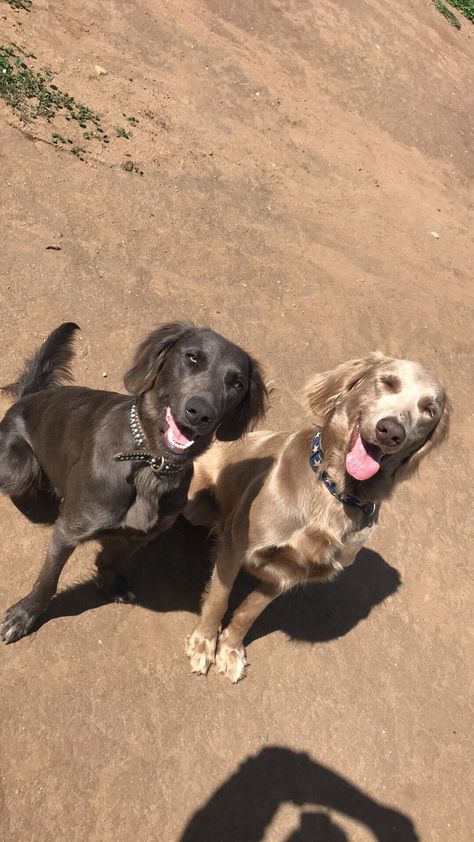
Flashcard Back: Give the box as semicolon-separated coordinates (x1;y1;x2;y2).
3;322;80;400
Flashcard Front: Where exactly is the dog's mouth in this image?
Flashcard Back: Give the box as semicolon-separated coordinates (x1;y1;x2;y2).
163;407;195;455
346;422;383;481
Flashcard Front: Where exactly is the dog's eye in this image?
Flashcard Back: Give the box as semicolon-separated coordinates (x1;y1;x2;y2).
423;404;436;419
232;380;244;390
186;352;198;365
380;376;400;392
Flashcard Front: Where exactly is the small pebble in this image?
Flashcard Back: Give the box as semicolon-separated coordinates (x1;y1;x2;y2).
124;160;134;172
430;231;439;239
102;372;108;378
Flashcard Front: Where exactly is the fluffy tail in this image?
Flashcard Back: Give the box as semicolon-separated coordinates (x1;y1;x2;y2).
3;322;80;399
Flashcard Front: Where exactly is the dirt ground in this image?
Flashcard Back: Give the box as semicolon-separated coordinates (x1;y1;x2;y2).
0;1;473;840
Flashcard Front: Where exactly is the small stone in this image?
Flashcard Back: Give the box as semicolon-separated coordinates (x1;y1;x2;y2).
430;231;439;239
102;372;107;377
94;65;108;77
123;160;134;172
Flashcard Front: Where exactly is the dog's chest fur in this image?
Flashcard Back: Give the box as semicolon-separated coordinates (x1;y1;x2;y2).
245;469;376;585
121;468;191;534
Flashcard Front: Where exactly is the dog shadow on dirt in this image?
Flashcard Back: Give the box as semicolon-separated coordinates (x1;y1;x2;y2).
178;746;420;842
15;487;402;645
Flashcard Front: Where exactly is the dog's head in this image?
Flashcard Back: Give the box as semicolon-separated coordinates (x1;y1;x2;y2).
124;322;268;459
305;353;451;486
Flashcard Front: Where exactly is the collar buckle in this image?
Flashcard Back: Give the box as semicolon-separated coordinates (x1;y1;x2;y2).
150;456;166;473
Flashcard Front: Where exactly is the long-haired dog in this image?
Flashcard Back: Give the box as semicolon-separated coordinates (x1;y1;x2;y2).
185;353;451;682
0;321;268;643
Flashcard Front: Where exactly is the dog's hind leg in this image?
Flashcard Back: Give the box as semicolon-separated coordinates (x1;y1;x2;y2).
0;426;42;499
1;518;76;643
94;535;147;603
0;428;60;523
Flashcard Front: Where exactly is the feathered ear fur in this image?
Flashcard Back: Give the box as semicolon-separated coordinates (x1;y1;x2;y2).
216;357;269;441
396;393;452;482
124;322;193;395
304;352;387;423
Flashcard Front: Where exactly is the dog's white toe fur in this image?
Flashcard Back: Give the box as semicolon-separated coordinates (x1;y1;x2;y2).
186;630;217;675
215;630;248;683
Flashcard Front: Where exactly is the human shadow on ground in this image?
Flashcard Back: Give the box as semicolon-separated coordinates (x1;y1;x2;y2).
179;746;420;842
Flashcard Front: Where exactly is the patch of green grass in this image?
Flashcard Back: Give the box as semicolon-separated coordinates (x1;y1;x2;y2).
447;0;474;23
433;0;462;28
51;132;71;145
5;0;32;10
115;125;132;139
0;43;103;126
0;42;137;161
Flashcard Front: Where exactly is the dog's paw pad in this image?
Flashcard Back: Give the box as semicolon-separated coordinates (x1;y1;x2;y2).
100;575;136;604
1;605;37;644
186;631;216;675
110;588;136;604
215;636;248;683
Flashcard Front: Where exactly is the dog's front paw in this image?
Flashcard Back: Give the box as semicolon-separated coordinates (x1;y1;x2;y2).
215;630;248;683
1;603;38;644
186;629;217;675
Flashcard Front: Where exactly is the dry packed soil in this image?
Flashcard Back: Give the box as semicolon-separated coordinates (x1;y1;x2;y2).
0;1;473;840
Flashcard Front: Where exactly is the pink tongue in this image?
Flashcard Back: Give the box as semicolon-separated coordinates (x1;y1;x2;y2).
346;433;381;481
165;407;194;447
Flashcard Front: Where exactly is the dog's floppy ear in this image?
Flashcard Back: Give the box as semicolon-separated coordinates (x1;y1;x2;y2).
304;352;387;423
396;392;452;482
216;357;269;441
124;322;193;395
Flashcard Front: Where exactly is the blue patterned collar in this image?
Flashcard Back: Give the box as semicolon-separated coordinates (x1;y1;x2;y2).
310;431;376;518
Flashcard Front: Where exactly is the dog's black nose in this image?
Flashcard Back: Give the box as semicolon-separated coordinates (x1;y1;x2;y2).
185;397;217;427
376;416;406;446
